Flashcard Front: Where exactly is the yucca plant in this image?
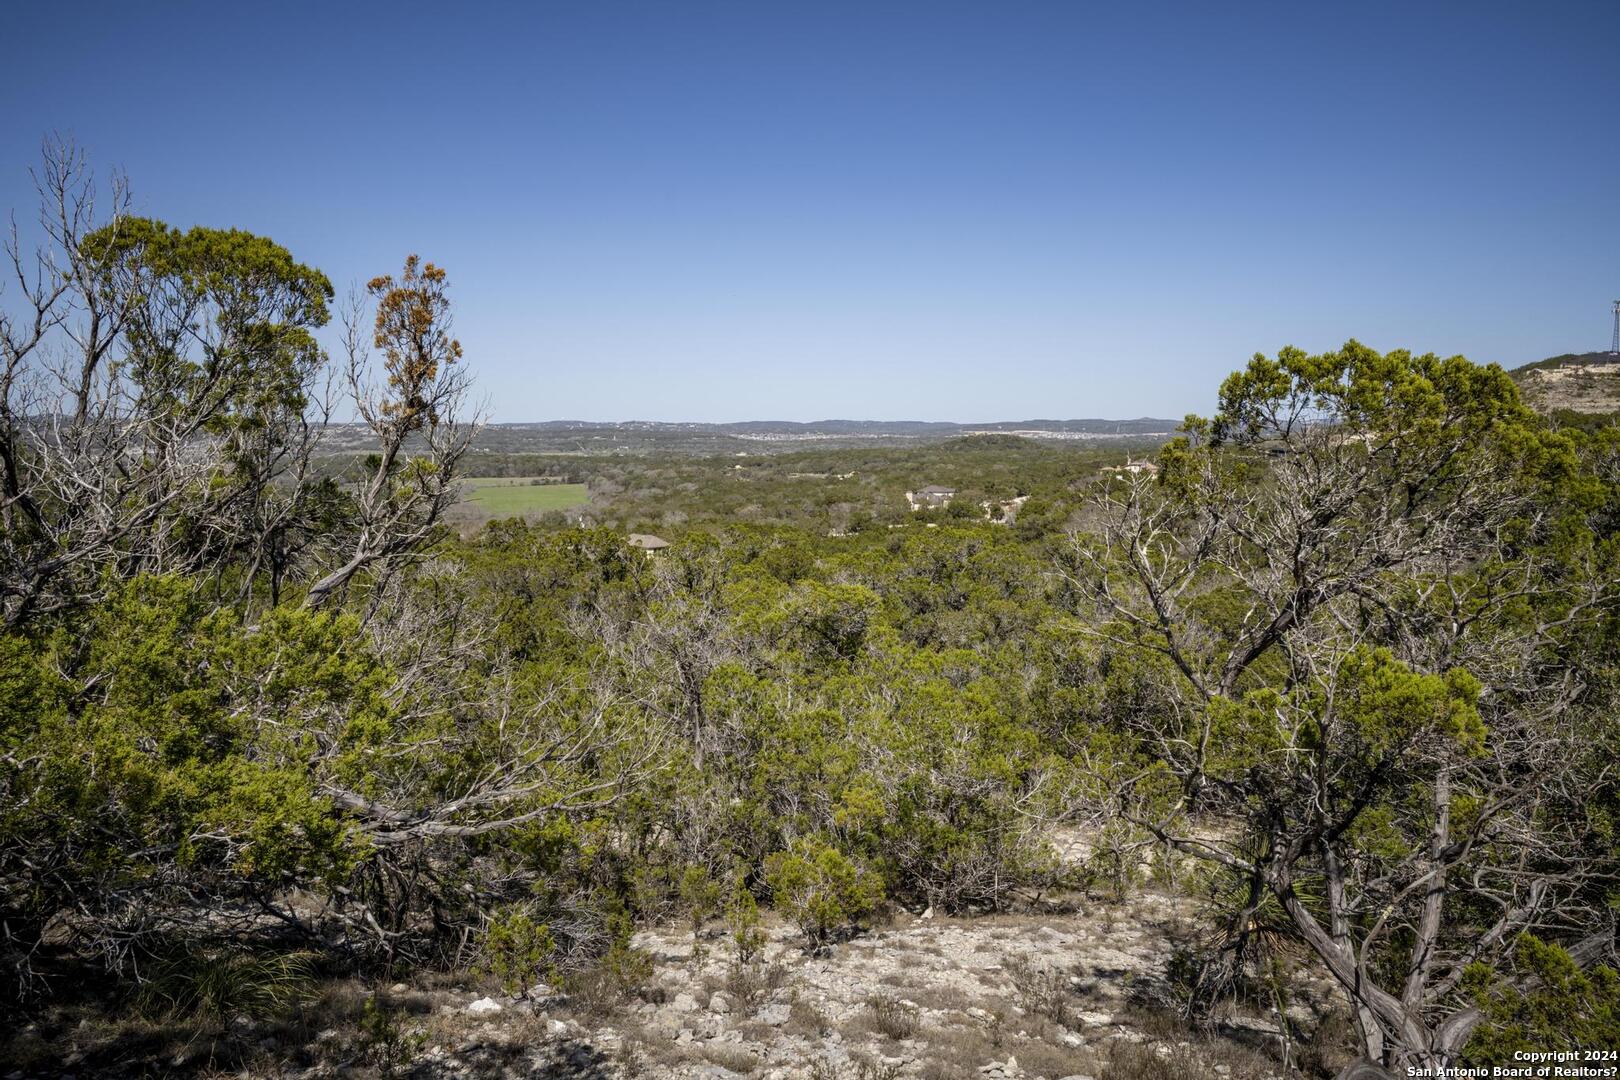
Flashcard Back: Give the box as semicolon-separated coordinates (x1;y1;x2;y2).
1188;866;1318;1071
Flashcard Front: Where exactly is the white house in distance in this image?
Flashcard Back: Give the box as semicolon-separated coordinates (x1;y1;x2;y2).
1101;456;1159;478
905;484;957;511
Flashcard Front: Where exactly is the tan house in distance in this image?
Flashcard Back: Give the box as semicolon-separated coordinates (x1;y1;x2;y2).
628;533;670;553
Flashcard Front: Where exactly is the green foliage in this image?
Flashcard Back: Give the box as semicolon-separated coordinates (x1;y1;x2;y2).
79;217;333;428
0;576;377;965
764;836;886;948
481;905;556;994
1079;341;1620;1069
7;295;1615;1080
1206;647;1485;782
783;581;881;661
359;996;426;1077
1463;937;1620;1065
726;877;768;965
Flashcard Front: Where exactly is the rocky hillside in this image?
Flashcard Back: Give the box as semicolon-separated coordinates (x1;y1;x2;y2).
1509;352;1620;414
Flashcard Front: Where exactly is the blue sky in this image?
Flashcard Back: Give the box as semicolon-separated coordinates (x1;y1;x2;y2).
3;1;1616;422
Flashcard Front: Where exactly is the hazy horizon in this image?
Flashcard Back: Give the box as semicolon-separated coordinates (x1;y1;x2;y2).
467;415;1183;426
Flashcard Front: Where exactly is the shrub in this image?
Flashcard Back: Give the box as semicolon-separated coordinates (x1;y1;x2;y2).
561;910;654;1015
359;997;425;1077
783;582;880;661
480;905;555;994
863;992;920;1039
764;837;885;949
1004;954;1072;1026
1100;1039;1205;1080
726;878;767;965
678;863;724;963
724;957;790;1014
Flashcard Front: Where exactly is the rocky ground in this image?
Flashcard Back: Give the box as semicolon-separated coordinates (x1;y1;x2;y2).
205;891;1337;1080
6;850;1352;1078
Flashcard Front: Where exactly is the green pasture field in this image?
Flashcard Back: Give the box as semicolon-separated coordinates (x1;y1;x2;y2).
457;478;590;515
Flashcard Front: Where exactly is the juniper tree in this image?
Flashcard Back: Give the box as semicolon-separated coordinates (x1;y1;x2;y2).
1069;342;1620;1074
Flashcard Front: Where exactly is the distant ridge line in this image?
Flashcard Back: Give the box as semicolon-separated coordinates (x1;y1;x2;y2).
486;418;1182;434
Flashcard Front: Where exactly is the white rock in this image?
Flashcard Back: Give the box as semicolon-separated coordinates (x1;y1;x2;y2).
709;990;732;1013
465;996;503;1016
672;990;701;1012
758;1002;792;1025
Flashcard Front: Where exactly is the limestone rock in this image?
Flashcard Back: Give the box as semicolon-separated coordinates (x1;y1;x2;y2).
465;996;503;1016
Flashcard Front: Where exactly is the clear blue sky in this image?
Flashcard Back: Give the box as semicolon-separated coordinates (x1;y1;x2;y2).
3;1;1616;422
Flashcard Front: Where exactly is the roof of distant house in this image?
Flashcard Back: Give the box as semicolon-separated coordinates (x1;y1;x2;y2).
628;533;670;550
1103;457;1159;473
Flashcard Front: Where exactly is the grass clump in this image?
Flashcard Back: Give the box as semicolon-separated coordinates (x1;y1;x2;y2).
1004;953;1073;1026
863;991;920;1040
135;947;317;1024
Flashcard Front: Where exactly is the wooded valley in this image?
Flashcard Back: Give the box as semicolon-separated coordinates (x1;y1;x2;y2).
1;143;1616;1080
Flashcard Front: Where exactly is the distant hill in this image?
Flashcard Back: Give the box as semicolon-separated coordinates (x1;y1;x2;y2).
1508;352;1620;415
314;416;1184;459
1510;352;1620;375
503;417;1180;436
